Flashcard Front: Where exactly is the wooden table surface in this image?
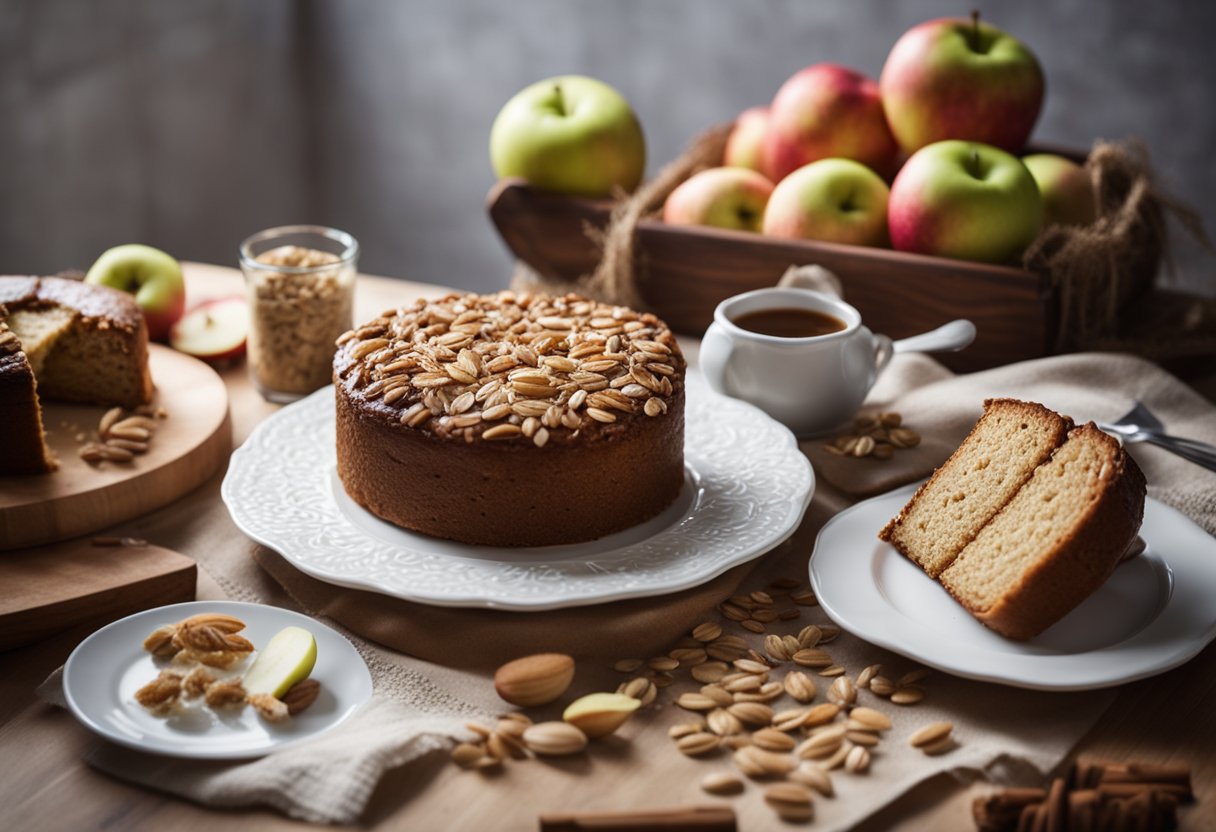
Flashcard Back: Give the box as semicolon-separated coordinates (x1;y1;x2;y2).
0;263;1212;831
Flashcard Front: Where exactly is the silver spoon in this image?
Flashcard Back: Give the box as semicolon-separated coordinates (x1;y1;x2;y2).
1098;401;1216;474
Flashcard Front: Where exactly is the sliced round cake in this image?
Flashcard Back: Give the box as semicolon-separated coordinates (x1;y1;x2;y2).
333;291;685;547
0;276;154;475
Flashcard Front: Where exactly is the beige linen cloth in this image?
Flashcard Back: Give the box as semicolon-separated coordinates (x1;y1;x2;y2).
40;347;1216;827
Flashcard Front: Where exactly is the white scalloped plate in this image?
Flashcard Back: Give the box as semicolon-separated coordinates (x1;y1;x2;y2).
810;482;1216;690
222;372;814;610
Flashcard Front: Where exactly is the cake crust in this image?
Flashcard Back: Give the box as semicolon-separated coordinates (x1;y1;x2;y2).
334;291;686;547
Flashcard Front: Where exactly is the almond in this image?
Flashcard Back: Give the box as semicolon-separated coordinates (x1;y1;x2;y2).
494;653;575;707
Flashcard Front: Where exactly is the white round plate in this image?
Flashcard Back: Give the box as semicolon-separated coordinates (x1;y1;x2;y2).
222;372;814;611
810;483;1216;691
63;601;373;759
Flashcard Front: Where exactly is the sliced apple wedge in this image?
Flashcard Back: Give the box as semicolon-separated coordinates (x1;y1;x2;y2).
169;296;248;362
243;626;317;698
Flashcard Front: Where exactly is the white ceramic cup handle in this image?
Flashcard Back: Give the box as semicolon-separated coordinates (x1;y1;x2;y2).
891;319;976;355
874;333;894;374
699;321;735;396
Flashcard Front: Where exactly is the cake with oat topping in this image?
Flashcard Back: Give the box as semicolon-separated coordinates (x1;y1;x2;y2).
333;292;686;547
0;276;153;475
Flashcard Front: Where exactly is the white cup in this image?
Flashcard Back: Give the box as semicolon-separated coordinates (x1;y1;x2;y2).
700;287;975;437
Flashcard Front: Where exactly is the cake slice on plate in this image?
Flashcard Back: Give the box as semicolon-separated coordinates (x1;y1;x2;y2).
880;399;1146;641
939;423;1146;640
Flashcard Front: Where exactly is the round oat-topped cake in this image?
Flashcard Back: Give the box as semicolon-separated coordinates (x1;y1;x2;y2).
333;291;685;547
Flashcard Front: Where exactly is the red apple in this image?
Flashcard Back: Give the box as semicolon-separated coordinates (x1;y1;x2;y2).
762;64;899;183
169;297;249;362
723;107;769;172
888;140;1043;264
1022;154;1097;227
762;159;890;247
662;167;774;233
880;14;1044;155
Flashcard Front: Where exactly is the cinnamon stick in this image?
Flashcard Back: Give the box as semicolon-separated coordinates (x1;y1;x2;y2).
539;805;736;832
974;758;1193;831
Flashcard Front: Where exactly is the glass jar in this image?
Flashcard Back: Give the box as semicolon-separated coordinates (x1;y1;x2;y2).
239;225;358;403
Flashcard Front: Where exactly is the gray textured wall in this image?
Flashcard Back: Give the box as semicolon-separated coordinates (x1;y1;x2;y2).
4;0;1214;295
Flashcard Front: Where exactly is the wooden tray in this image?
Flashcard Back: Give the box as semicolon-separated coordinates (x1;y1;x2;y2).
0;541;197;650
489;178;1053;372
0;345;232;550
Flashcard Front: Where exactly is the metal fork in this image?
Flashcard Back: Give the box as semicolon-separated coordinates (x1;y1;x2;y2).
1097;401;1216;474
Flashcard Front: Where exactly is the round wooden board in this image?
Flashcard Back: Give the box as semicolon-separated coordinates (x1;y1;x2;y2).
0;345;232;550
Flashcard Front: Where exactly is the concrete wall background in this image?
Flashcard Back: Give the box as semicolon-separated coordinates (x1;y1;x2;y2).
3;0;1214;295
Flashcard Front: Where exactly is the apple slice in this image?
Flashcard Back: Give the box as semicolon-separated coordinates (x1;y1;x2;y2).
169;297;249;362
243;626;317;698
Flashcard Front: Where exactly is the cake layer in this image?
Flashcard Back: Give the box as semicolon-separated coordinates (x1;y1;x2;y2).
879;399;1072;577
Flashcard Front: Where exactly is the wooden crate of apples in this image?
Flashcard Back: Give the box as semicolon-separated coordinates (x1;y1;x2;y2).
487;14;1123;373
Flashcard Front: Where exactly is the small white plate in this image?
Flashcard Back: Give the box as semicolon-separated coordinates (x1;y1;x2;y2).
63;601;373;759
810;484;1216;691
221;372;814;610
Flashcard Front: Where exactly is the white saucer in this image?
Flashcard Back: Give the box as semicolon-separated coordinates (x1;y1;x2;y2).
222;371;814;611
809;483;1216;691
63;601;373;759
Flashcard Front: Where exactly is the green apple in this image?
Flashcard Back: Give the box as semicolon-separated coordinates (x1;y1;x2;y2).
888;140;1043;263
85;244;185;342
881;14;1044;155
762;158;890;247
662;167;774;232
490;75;645;198
243;626;317;698
1022;154;1097;227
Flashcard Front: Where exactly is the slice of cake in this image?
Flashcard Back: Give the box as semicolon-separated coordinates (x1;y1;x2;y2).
880;399;1147;641
879;399;1072;577
940;423;1147;640
0;276;154;475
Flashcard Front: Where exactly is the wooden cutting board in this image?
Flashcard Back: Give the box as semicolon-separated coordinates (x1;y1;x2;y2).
0;344;232;550
0;540;197;650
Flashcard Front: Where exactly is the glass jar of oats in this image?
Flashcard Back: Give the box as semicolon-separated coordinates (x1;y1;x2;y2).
239;225;359;403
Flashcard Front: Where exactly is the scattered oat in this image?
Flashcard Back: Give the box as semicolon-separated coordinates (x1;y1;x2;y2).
701;771;744;795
